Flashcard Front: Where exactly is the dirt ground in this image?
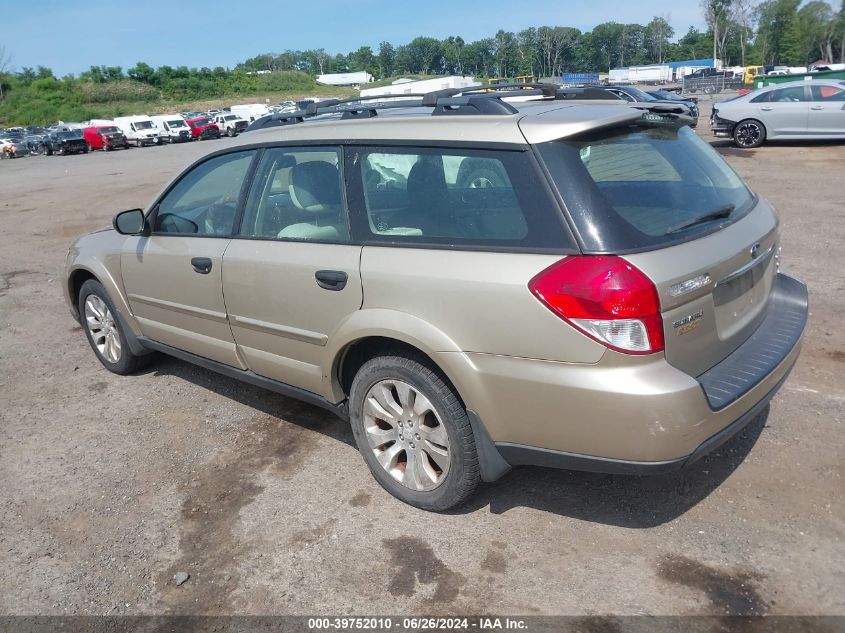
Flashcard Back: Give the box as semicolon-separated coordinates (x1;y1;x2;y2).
1;103;843;618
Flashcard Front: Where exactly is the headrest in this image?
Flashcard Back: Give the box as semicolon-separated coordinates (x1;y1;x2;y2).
289;161;341;213
407;156;447;199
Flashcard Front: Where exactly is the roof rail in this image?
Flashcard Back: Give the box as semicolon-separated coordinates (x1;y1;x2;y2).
243;82;561;132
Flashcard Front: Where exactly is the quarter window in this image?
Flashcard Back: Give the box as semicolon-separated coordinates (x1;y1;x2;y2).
153;150;255;235
240;147;348;242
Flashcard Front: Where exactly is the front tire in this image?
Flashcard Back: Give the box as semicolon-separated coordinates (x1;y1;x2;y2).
733;119;766;148
78;279;154;375
349;354;480;511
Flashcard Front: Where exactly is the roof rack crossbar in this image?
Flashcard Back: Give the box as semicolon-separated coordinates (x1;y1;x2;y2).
432;95;519;116
305;93;430;115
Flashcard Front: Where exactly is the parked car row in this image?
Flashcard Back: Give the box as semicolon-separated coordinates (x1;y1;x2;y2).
0;111;248;159
2;100;328;161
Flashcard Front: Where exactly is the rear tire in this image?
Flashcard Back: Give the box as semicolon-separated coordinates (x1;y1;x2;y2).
733;119;766;149
349;353;480;511
78;279;155;375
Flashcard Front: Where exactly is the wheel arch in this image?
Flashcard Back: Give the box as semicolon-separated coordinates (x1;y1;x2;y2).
325;310;485;403
331;331;511;483
67;267;98;319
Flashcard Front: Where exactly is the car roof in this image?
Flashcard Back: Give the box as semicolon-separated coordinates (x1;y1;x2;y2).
758;79;845;89
235;100;650;147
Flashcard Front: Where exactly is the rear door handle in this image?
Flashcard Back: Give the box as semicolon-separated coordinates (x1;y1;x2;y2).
191;257;213;274
810;105;823;110
315;270;348;291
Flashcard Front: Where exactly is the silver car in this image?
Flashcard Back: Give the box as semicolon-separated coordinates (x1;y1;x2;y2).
64;85;808;511
711;79;845;148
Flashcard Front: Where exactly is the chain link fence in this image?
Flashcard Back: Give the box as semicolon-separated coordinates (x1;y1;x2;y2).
680;76;744;96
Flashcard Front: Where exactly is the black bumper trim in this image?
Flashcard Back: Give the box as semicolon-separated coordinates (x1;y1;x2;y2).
697;273;807;411
492;357;797;477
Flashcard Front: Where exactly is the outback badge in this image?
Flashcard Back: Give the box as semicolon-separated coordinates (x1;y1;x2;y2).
673;310;704;335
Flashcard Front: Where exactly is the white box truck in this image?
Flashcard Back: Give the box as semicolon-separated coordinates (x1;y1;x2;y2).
151;115;192;143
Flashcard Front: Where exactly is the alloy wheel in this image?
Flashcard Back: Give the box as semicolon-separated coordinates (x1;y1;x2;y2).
363;379;450;491
735;122;762;147
84;294;122;364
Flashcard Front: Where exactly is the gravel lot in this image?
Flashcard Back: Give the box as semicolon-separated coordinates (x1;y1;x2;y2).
1;105;843;618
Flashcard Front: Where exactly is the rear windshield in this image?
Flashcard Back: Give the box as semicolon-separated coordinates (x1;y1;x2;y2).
537;124;755;252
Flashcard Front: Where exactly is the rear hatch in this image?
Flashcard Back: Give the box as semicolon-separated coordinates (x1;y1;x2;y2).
532;117;778;376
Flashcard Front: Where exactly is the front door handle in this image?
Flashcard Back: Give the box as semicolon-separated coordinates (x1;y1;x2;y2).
810;105;823;110
760;106;773;111
315;270;348;291
191;257;213;274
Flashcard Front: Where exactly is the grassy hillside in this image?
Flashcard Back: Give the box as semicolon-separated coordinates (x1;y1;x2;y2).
0;72;356;126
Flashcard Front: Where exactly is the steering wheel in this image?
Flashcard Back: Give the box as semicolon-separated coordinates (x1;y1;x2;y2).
203;195;238;235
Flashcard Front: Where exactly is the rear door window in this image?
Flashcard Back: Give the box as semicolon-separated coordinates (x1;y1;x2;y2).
810;84;845;101
239;146;349;242
346;146;571;249
537;125;755;252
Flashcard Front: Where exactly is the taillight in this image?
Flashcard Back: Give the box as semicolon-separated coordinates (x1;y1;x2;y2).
528;256;664;355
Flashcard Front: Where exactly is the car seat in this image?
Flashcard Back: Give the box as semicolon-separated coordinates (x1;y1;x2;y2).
278;161;348;240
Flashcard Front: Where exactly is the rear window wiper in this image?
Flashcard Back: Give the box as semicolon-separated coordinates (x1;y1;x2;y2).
664;205;735;235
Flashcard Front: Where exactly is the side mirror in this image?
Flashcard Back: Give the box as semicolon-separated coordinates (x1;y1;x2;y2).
113;208;147;235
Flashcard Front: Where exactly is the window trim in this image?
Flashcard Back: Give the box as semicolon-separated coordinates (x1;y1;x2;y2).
140;138;580;254
342;143;578;252
235;144;353;245
147;148;261;238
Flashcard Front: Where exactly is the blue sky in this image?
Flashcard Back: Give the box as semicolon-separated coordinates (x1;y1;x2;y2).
6;0;706;76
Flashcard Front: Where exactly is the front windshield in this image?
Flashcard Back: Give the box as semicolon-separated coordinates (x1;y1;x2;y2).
99;126;120;134
192;117;211;126
58;130;83;139
134;120;154;130
168;120;186;128
224;115;237;121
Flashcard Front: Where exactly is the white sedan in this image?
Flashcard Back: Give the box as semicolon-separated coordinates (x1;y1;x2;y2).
711;79;845;148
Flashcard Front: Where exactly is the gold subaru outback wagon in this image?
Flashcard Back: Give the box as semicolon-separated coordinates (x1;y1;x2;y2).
64;85;808;510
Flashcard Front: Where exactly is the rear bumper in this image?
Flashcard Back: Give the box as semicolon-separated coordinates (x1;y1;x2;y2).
493;359;795;476
460;273;808;478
